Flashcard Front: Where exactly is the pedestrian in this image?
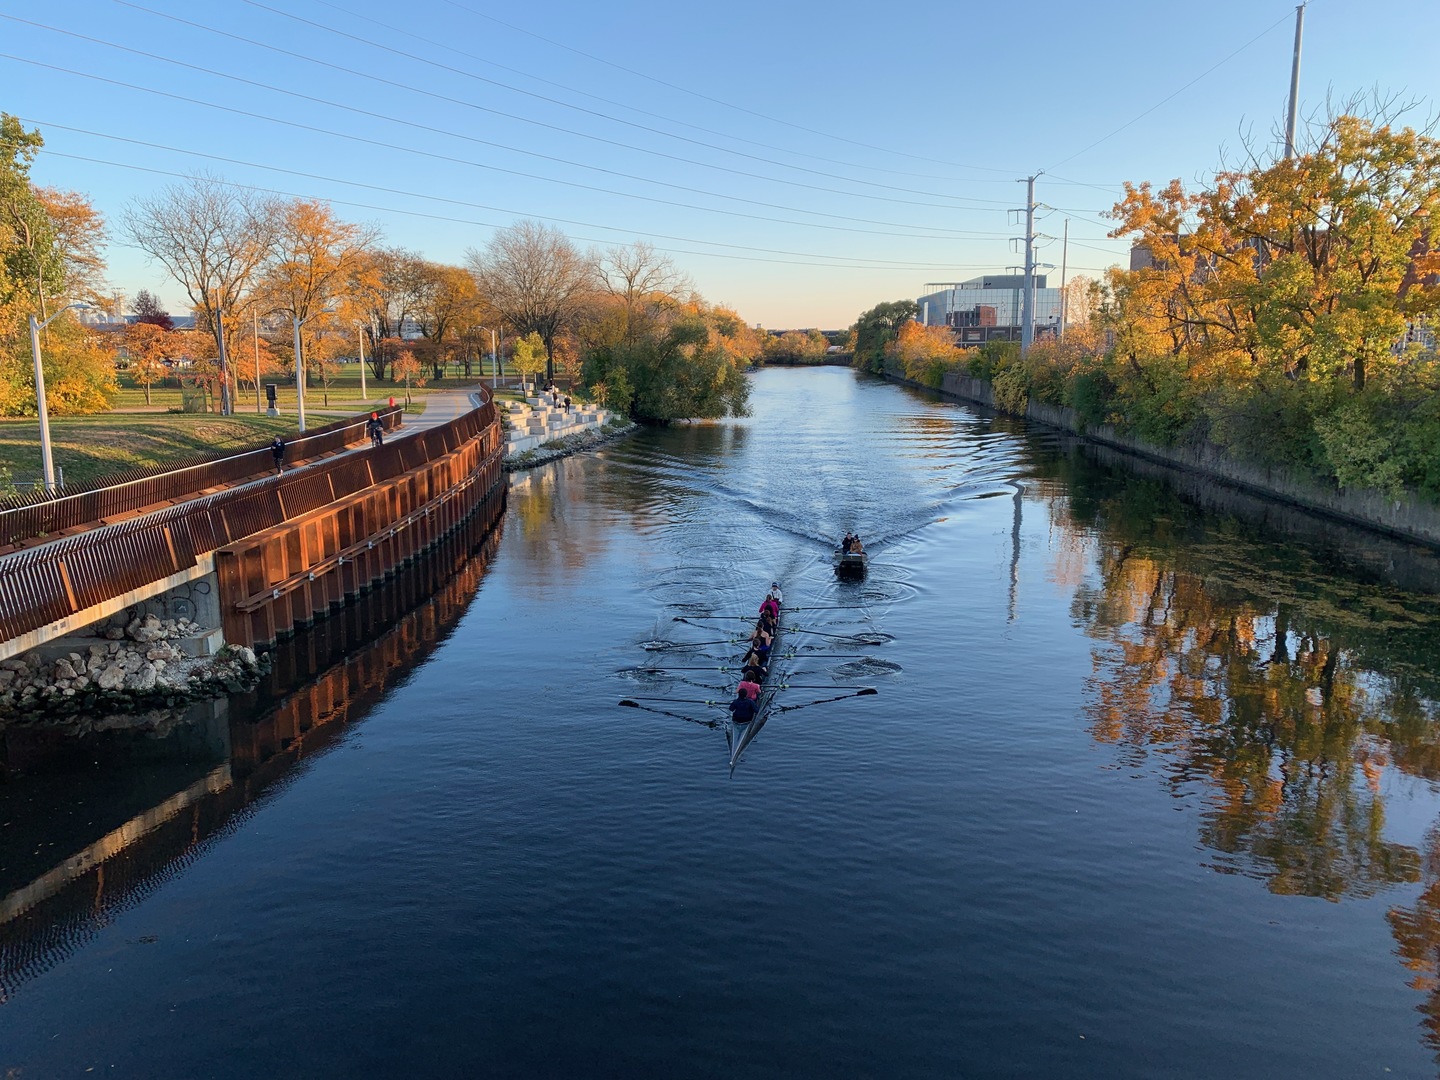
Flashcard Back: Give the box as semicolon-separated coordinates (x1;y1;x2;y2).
270;436;286;474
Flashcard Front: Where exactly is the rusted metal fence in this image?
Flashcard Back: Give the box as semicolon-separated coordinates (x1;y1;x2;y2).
0;398;499;647
0;408;404;551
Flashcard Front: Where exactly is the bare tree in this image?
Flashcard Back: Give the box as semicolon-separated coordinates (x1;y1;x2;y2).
593;240;691;347
466;220;592;382
124;174;281;414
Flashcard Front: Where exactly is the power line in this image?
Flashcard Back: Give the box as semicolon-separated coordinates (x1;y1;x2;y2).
135;0;1008;207
8;14;1009;215
1045;10;1296;171
38;148;1013;274
435;0;1021;175
297;0;1021;187
3;54;1017;244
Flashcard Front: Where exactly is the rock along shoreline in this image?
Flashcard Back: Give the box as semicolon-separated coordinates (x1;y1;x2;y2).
504;420;638;473
0;613;268;736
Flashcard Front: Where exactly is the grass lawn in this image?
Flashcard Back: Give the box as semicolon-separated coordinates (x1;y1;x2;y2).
113;364;489;413
0;413;303;489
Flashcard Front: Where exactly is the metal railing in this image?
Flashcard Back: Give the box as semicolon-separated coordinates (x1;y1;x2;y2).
0;408;403;550
0;395;498;647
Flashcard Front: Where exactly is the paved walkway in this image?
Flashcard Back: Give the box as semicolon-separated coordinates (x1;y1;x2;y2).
397;387;487;434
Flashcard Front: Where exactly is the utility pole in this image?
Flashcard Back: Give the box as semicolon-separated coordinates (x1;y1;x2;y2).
1018;174;1039;353
1059;219;1069;341
1284;3;1306;160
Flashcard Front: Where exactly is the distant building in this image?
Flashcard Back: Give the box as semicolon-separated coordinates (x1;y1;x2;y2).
917;275;1062;344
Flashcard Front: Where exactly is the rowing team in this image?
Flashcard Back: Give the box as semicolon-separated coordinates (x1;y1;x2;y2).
730;582;782;725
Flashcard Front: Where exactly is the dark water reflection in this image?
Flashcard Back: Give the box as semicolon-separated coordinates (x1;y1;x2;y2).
4;368;1440;1077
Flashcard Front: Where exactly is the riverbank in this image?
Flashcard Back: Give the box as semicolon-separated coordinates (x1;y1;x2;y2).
504;420;638;472
884;366;1440;552
0;613;266;734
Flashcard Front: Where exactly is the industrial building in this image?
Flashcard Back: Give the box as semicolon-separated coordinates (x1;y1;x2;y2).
917;275;1063;344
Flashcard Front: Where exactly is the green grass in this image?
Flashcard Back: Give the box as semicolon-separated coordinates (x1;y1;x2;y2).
113;364;490;413
0;413;302;488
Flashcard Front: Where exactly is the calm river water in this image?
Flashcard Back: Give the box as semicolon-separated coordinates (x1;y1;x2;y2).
5;366;1440;1077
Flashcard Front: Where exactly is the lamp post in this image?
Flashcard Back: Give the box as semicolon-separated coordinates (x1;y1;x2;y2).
354;321;368;403
476;325;498;389
253;310;262;413
28;302;89;492
214;304;233;416
292;307;337;433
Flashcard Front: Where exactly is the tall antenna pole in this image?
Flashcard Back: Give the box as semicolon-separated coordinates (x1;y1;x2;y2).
1283;3;1305;160
1020;174;1038;353
1058;219;1069;342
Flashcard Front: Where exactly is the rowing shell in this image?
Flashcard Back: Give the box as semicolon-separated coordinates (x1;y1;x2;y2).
727;593;783;770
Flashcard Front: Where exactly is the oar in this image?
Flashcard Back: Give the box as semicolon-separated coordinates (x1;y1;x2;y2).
617;700;720;728
781;626;876;642
620;696;729;706
776;652;871;659
778;683;876;691
624;665;738;672
673;616;752;624
644;638;742;650
786;605;867;612
772;688;879;714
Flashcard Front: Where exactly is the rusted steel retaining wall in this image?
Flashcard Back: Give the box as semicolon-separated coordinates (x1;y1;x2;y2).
0;400;503;653
214;413;504;649
0;408;404;551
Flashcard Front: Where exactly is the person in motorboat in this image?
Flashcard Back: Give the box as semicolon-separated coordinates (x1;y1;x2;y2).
850;536;864;554
841;533;853;553
729;689;758;724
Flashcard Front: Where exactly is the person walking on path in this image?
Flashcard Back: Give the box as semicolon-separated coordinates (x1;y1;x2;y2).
270;436;286;474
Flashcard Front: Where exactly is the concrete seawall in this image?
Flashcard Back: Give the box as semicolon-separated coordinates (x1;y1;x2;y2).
898;368;1440;552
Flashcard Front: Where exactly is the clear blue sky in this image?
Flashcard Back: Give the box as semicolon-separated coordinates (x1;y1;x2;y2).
3;0;1437;329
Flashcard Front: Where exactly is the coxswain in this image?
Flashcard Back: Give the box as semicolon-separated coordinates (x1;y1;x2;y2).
769;581;784;605
729;689;758;725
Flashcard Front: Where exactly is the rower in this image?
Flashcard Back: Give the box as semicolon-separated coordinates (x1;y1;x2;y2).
737;675;761;700
729;689;758;725
747;639;772;669
759;595;779;621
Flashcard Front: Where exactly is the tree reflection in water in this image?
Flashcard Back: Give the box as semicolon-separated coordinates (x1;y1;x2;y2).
1050;457;1440;1060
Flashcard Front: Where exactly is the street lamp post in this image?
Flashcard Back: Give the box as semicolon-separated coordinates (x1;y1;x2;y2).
215;306;233;416
293;315;309;433
354;321;368;403
253;310;262;413
28;302;89;491
476;325;498;389
292;307;337;433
